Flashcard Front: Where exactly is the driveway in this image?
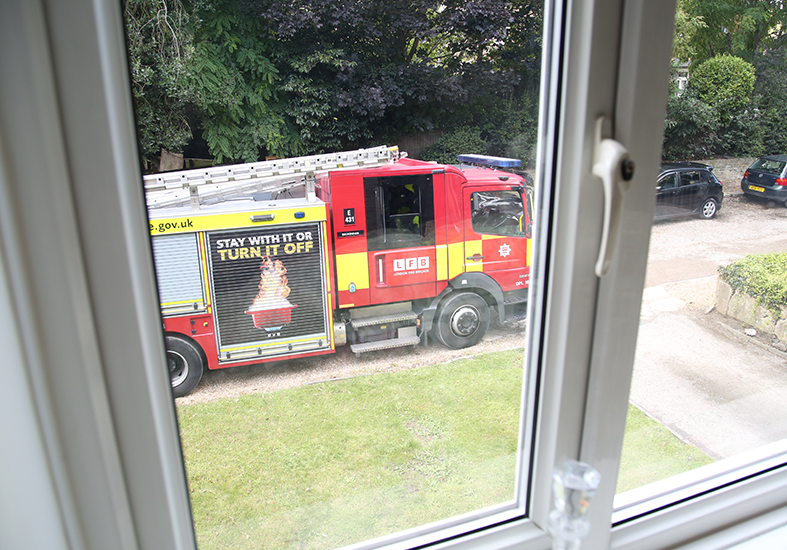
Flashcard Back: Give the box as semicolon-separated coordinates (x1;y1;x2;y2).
631;194;787;459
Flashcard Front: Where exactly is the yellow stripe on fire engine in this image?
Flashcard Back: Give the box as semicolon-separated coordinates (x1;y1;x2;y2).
464;239;484;272
447;242;465;279
436;244;448;281
527;234;532;268
222;335;325;353
335;252;370;292
199;232;212;309
149;206;327;236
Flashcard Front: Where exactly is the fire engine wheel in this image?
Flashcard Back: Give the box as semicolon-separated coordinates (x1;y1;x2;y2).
434;292;490;350
166;335;204;398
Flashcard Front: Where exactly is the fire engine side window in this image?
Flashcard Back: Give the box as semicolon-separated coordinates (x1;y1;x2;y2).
470;190;527;237
364;174;435;251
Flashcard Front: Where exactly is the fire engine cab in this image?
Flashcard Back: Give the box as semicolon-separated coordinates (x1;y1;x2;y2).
146;146;533;397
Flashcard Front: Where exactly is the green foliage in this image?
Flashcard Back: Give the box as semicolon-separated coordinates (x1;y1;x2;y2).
683;0;787;66
662;90;719;160
664;1;787;160
125;0;543;165
421;127;488;164
664;55;763;160
187;0;289;163
753;46;787;155
672;0;707;62
719;253;787;313
690;55;755;120
125;0;194;167
482;90;539;166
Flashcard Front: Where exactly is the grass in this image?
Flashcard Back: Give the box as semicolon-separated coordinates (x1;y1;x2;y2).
178;349;524;550
617;405;715;493
176;349;714;549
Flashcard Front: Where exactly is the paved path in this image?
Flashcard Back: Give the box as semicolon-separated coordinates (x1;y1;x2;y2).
631;283;787;459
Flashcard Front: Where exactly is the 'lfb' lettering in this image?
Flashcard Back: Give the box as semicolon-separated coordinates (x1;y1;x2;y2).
393;256;429;272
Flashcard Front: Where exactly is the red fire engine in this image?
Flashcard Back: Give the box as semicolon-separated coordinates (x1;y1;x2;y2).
145;146;533;397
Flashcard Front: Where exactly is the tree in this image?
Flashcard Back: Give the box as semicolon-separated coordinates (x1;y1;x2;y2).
125;0;194;168
244;0;542;156
683;0;787;65
125;0;544;164
753;46;787;154
186;0;290;162
672;0;706;62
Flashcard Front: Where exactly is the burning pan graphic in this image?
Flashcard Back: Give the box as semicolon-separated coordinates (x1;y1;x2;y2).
246;303;297;331
246;256;297;331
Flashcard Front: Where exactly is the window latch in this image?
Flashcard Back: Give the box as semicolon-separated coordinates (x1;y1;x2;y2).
592;117;634;278
547;460;601;549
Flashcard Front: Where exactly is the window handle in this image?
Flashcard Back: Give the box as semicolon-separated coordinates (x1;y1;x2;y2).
592;117;634;278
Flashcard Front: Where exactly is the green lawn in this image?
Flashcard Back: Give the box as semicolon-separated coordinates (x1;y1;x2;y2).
176;349;712;549
617;405;714;493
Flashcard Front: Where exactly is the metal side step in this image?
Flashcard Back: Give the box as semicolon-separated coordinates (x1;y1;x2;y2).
504;311;528;323
350;335;421;356
504;294;529;305
350;311;417;328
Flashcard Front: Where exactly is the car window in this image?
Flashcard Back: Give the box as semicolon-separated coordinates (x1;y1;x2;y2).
659;173;677;189
751;158;786;175
679;171;701;186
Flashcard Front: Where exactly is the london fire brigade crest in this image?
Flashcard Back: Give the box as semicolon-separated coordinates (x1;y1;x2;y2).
499;243;512;258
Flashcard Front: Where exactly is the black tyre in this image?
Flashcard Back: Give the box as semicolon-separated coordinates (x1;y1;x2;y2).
434;292;490;350
699;198;718;219
166;335;204;398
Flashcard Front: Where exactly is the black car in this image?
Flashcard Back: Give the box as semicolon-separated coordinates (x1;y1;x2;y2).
655;162;724;220
740;155;787;207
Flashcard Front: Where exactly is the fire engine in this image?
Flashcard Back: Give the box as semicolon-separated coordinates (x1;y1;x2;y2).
145;146;533;397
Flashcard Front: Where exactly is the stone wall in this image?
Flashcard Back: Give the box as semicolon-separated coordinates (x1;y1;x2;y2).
696;157;756;192
716;278;787;341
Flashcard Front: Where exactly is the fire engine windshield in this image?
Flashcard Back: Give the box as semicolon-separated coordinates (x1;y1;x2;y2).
471;190;529;237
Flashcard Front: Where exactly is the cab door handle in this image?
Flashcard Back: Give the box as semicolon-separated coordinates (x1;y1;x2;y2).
467;254;483;261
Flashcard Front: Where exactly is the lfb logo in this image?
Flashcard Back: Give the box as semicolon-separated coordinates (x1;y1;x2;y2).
393;256;430;272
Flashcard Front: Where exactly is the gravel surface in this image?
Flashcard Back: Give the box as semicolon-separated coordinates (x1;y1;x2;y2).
177;318;528;404
646;192;787;288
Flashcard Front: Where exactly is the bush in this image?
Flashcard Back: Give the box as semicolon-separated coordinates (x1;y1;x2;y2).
718;253;787;313
690;55;755;120
421;127;487;164
662;90;718;160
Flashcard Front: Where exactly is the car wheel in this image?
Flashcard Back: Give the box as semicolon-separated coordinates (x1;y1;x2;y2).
434;292;490;350
166;335;204;398
700;198;718;219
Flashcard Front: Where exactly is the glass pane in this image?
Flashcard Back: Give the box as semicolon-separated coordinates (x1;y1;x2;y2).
616;0;787;503
124;0;548;547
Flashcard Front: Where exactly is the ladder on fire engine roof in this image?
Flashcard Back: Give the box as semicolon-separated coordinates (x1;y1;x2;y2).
144;145;404;211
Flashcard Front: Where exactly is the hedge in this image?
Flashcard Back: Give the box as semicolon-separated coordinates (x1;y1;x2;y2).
718;252;787;313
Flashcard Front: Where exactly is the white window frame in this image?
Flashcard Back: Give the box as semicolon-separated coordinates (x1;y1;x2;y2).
2;0;786;549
